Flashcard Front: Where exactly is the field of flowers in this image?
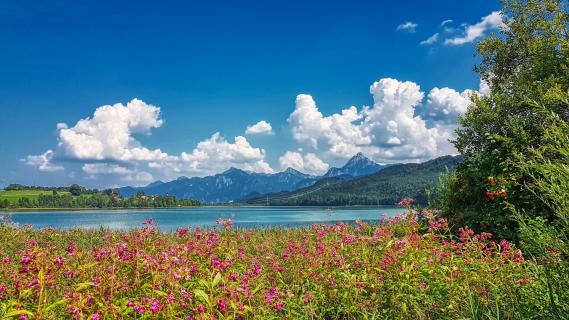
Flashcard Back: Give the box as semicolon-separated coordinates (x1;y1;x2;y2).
0;210;547;319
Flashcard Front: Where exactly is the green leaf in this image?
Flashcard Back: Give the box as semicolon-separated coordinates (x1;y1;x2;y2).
154;289;167;297
2;309;34;319
193;289;210;306
212;272;222;287
42;298;68;313
75;281;94;291
198;279;210;288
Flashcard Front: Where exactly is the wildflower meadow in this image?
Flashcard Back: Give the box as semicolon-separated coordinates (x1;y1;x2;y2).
0;209;549;319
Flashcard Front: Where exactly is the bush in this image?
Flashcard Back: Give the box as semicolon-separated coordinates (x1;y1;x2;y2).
436;0;569;240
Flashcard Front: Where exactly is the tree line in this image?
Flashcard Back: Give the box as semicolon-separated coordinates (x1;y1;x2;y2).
1;185;200;209
4;183;99;195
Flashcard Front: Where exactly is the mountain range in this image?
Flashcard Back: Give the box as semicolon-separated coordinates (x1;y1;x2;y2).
245;155;464;206
120;153;386;203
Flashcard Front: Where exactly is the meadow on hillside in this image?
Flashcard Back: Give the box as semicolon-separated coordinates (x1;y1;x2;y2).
0;190;70;206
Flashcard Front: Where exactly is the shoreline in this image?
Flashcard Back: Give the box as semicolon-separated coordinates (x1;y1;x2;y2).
0;206;204;212
0;204;398;213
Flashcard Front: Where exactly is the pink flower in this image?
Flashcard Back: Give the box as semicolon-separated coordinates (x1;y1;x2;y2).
264;287;279;305
66;242;77;256
91;313;100;320
54;256;64;267
20;255;33;266
458;227;475;243
25;279;39;288
150;299;161;314
398;197;415;207
133;305;146;314
274;301;285;310
217;299;228;314
176;227;189;237
499;239;511;253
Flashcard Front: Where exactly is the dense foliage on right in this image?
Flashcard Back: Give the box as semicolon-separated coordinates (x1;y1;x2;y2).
434;0;568;317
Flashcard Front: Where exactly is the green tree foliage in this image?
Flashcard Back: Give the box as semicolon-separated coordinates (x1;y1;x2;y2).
1;191;200;209
31;193;201;209
434;1;569;316
435;0;569;241
513;114;569;318
69;184;85;196
0;199;9;209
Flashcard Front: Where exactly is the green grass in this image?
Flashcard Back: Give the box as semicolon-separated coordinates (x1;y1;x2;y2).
0;190;70;204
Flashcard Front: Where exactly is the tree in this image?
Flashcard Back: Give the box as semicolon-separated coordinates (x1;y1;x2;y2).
69;184;84;196
435;0;569;240
0;199;9;208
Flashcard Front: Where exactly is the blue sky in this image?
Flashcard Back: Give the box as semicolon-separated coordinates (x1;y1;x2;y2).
0;0;502;188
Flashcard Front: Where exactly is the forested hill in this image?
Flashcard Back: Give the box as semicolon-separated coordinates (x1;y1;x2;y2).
245;155;464;206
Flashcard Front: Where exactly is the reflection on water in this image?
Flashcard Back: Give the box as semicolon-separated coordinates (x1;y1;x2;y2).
3;206;405;231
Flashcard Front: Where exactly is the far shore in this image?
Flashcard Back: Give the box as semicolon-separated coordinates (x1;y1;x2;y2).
0;206;204;212
0;204;399;213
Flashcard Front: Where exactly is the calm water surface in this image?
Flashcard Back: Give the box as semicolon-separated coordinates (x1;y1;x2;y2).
3;206;404;231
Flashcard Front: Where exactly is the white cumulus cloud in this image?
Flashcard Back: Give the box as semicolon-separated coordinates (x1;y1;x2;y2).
23;150;64;172
419;87;474;124
288;94;371;153
28;98;275;181
445;11;504;45
245;120;274;135
288;78;486;163
279;151;329;175
177;133;273;176
58;98;168;161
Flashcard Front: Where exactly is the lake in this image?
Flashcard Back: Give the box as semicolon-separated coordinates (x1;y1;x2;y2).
2;206;405;231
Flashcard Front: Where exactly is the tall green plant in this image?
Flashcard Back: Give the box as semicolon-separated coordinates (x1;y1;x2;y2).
511;112;569;318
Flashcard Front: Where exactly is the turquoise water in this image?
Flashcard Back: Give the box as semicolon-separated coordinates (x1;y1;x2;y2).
2;206;405;231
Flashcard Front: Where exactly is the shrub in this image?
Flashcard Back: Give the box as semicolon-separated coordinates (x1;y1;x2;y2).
435;0;569;240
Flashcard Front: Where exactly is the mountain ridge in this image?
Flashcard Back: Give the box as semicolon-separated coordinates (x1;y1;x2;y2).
119;153;386;203
245;155;464;206
120;166;319;203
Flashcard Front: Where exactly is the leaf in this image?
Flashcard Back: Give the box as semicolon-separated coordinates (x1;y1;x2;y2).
193;289;210;306
42;298;68;313
251;283;264;295
198;279;210;288
212;272;222;287
154;289;167;297
75;282;94;291
2;309;34;319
